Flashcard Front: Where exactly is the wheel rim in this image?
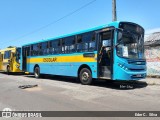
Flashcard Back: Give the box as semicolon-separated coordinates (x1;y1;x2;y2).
82;72;89;81
35;68;39;77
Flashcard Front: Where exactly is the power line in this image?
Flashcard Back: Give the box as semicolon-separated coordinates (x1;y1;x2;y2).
1;0;97;46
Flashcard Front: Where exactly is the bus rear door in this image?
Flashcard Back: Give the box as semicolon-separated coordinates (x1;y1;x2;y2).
22;46;30;71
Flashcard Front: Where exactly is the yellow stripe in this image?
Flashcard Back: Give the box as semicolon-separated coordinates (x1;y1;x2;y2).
27;55;97;63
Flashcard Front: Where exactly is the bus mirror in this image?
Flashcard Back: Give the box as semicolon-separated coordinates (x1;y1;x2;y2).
115;31;123;47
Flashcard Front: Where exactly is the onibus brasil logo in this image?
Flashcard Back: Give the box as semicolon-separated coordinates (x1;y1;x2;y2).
2;108;12;118
1;108;42;118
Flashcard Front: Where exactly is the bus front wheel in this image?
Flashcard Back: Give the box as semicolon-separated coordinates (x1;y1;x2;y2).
34;67;40;78
79;68;92;85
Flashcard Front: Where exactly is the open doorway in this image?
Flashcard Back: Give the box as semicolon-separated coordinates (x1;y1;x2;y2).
98;30;113;79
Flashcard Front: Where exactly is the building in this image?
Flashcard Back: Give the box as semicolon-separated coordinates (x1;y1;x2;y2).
144;32;160;76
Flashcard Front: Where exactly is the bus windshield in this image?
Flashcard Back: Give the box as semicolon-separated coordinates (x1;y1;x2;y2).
116;30;144;59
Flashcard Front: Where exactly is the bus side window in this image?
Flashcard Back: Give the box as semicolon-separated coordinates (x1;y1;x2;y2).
38;43;42;55
61;39;65;54
31;45;33;56
89;32;96;51
82;32;91;52
80;31;96;52
51;41;55;54
70;37;76;53
49;41;54;54
57;39;62;54
64;36;76;53
52;40;61;54
41;42;47;55
32;44;39;56
77;35;82;52
47;41;51;54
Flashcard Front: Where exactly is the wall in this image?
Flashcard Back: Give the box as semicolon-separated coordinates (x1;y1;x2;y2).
145;46;160;76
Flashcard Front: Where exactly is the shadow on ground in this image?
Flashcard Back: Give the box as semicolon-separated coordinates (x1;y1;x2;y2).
0;72;25;76
24;74;148;90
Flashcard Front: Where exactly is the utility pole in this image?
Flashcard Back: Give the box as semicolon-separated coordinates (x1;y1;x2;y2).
112;0;117;21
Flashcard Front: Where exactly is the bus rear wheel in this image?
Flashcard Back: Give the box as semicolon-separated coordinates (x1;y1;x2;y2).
34;67;40;78
7;66;10;75
79;68;92;85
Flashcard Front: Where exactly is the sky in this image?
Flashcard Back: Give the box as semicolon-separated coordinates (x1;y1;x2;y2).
0;0;160;49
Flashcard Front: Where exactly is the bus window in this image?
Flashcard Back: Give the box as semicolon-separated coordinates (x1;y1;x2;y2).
70;37;76;53
49;41;54;54
61;39;65;53
76;32;96;52
64;36;76;53
101;31;112;46
51;40;61;54
31;45;33;56
89;32;96;51
38;43;42;55
31;44;39;56
77;35;82;52
41;42;47;55
89;41;95;51
4;50;11;59
82;33;90;52
46;41;51;54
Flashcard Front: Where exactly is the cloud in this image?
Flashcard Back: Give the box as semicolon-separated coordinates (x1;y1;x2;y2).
145;28;160;35
145;28;160;41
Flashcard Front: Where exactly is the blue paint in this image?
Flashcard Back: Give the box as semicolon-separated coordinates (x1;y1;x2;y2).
26;62;97;78
113;56;146;80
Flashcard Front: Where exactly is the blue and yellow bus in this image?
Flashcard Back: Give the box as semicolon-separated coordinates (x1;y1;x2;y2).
21;21;146;85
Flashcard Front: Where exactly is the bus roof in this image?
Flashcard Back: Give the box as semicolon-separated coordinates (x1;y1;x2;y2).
0;46;19;52
22;21;121;46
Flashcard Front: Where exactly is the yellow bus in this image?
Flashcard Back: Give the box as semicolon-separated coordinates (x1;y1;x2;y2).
0;46;22;74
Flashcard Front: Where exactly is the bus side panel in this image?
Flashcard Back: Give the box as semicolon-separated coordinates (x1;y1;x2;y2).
26;62;97;78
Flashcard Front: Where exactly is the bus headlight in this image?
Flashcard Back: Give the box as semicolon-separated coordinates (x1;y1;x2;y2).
118;63;128;71
125;67;129;71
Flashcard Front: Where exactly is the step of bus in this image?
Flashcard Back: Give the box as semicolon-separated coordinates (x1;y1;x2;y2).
101;66;111;71
101;66;111;77
101;71;110;77
99;77;111;80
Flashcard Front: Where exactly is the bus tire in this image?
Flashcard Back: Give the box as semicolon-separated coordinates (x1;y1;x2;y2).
79;68;92;85
7;66;10;75
34;67;40;78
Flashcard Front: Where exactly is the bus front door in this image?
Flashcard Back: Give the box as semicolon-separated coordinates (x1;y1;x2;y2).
9;52;14;72
98;30;113;79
